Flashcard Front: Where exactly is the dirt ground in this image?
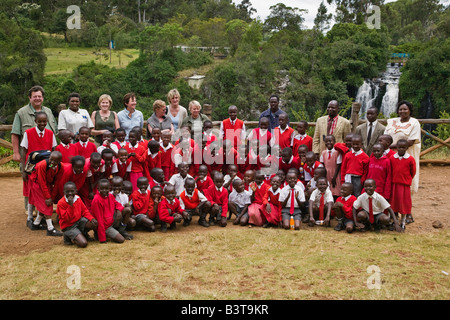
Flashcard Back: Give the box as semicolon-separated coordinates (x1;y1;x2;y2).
0;165;448;257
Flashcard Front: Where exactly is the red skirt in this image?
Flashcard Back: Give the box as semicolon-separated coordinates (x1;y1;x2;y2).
129;172;143;192
260;203;281;225
248;203;265;226
28;180;54;216
390;183;412;214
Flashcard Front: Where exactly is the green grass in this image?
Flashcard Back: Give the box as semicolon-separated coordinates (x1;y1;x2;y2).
44;47;140;75
0;226;448;300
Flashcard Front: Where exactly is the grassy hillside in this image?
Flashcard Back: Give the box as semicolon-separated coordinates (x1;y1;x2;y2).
44;47;140;75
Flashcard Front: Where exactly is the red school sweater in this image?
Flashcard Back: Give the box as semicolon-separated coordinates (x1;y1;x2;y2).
124;142;146;173
390;154;416;186
335;195;357;220
366;155;392;200
158;197;184;224
222;118;245;148
160;144;176;179
75;140;98;159
292;134;313;157
130;189;151;216
55;143;77;164
340;151;369;185
57;196;94;230
204;185;229;217
90;193;124;242
273;126;294;151
23;127;55;161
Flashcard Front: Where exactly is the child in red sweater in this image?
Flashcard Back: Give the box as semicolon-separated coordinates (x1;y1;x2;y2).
20;112;57;222
340;134;369;197
292;121;313;158
75;126;97;159
390;139;416;229
90;179;130;243
129;176;156;232
112;148;132;181
220;105;246;149
378;134;396;158
204;172;229;227
55;129;76;163
57;181;98;247
260;175;283;228
112;127;127;150
366;143;392;201
303;151;323;184
124;130;146;191
56;155;89;202
332;182;357;233
195;164;214;194
27;151;64;236
160;131;175;180
157;184;185;232
247;170;271;226
202;140;223;174
179;177;211;227
144;139;162;181
271;113;294;151
279;147;300;174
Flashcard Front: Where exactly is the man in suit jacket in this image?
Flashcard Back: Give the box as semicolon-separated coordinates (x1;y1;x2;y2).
355;107;386;157
313;100;351;156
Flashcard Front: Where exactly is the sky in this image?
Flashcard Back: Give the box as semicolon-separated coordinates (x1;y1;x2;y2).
233;0;400;29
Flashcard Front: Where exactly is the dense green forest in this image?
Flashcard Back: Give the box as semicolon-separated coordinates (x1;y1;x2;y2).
0;0;448;124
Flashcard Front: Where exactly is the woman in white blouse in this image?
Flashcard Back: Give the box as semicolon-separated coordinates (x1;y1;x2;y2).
57;92;94;140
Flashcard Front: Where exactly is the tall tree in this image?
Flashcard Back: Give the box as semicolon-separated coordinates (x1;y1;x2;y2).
263;3;307;33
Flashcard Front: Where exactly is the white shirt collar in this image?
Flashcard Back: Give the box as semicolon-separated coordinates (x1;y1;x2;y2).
269;187;281;195
352;148;363;156
79;140;87;146
296;133;306;139
215;186;223;192
383;148;391;155
160;142;173;151
35;127;45;136
64;195;79;204
278;125;289;133
394;152;410;159
283;156;293;164
342;194;352;201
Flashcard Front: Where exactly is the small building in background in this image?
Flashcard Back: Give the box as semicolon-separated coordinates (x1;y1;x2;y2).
187;75;205;90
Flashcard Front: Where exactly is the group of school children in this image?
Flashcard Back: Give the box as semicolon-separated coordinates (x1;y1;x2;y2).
22;105;414;247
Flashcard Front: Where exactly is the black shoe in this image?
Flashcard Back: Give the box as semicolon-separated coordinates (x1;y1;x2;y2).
29;221;45;230
198;218;209;228
169;222;176;230
47;228;63;237
262;222;270;228
161;224;167;233
209;218;215;226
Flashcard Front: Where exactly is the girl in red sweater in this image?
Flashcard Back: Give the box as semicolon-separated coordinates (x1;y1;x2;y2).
260;175;282;228
390;139;416;229
247;170;271;226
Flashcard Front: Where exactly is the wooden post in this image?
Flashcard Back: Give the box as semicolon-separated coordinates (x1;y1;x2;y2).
420;129;450;149
351;102;361;133
420;137;450;157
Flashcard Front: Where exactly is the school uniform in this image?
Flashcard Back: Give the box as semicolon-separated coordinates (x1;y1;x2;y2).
303;161;324;183
353;191;390;225
168;173;194;197
179;189;208;222
55;142;77;164
247;182;271;226
111;158;132;180
158;197;185;225
20;127;57;197
204;185;229;218
55;162;90;202
112;140;127;150
160;142;176;180
196;175;214;194
389;153;416;215
78;158;105;210
292;133;313;157
279;156;301;174
130;189;153;224
203;131;217;148
220;118;246;148
383;148;396;159
340;148;369;196
271;125;294;151
221;148;238;177
309;188;334;220
173;143;200;177
28;159;63;216
144;150;162;181
366;155;392;200
75;140;97;159
247;128;272;147
90;193;124;242
97;143;119;156
320;148;342;197
124;142;146;191
229;189;252;219
57;195;95;241
335;194;357;224
279;184;306;220
260;187;282;225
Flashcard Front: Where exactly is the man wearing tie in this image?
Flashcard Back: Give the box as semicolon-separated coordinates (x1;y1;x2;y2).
313;100;351;157
355;107;386;157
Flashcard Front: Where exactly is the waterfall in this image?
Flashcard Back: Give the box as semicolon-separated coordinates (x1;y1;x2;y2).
356;63;402;119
